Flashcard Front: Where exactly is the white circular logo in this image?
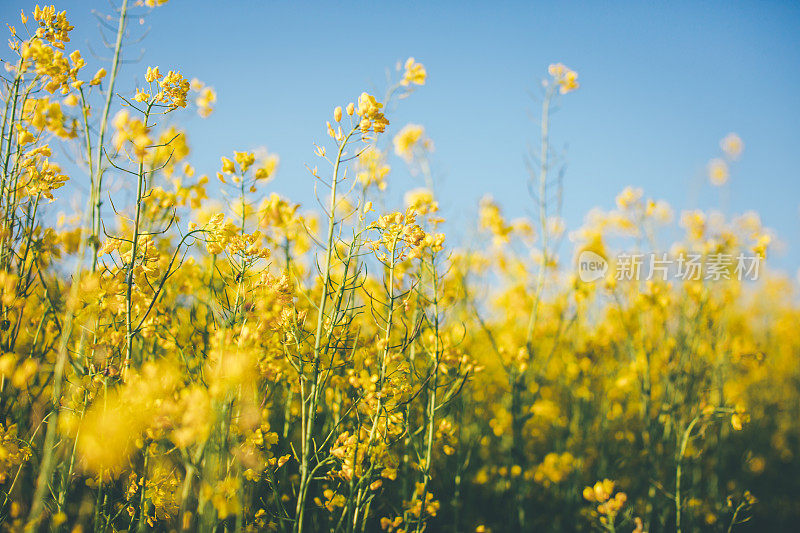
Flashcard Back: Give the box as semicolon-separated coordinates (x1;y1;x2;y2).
577;250;608;282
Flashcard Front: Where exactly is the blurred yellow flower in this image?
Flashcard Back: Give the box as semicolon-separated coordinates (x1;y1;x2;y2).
548;62;579;93
708;158;729;185
720;132;744;159
393;123;433;161
402;57;427;86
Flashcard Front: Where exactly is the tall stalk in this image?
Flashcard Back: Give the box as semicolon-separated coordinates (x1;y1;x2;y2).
124;103;153;376
414;252;441;533
91;0;129;271
295;125;358;533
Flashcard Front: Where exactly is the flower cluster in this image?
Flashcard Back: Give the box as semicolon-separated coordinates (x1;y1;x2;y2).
401;57;427;86
356;147;391;190
356;92;390;133
18;31;82;94
393;123;433;162
134;66;191;108
583;479;629;526
548;62;579;93
190;78;217;117
19;146;68;200
112;110;152;158
708;132;744;186
369;209;445;262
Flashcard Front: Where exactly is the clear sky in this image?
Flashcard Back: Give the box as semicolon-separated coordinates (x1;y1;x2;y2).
4;1;800;272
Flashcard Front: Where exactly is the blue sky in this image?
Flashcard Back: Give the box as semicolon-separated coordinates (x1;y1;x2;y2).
4;1;800;271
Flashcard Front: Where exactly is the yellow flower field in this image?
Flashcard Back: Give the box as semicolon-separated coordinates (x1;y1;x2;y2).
0;2;797;532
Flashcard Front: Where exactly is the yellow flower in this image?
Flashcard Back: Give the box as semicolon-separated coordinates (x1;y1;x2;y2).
548;63;579;93
393;124;432;162
720;132;743;159
401;57;426;86
356;92;389;133
145;66;162;83
191;79;217;117
89;67;106;86
680;209;707;240
254;152;279;181
17;126;35;145
221;156;235;174
112;110;152;158
708;158;729;186
234;151;256;173
404;188;438;215
69;49;84;72
156;70;190;108
479;196;513;245
646;199;674;224
133;89;150;103
356;147;390;190
615;186;643;209
583;479;615;503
